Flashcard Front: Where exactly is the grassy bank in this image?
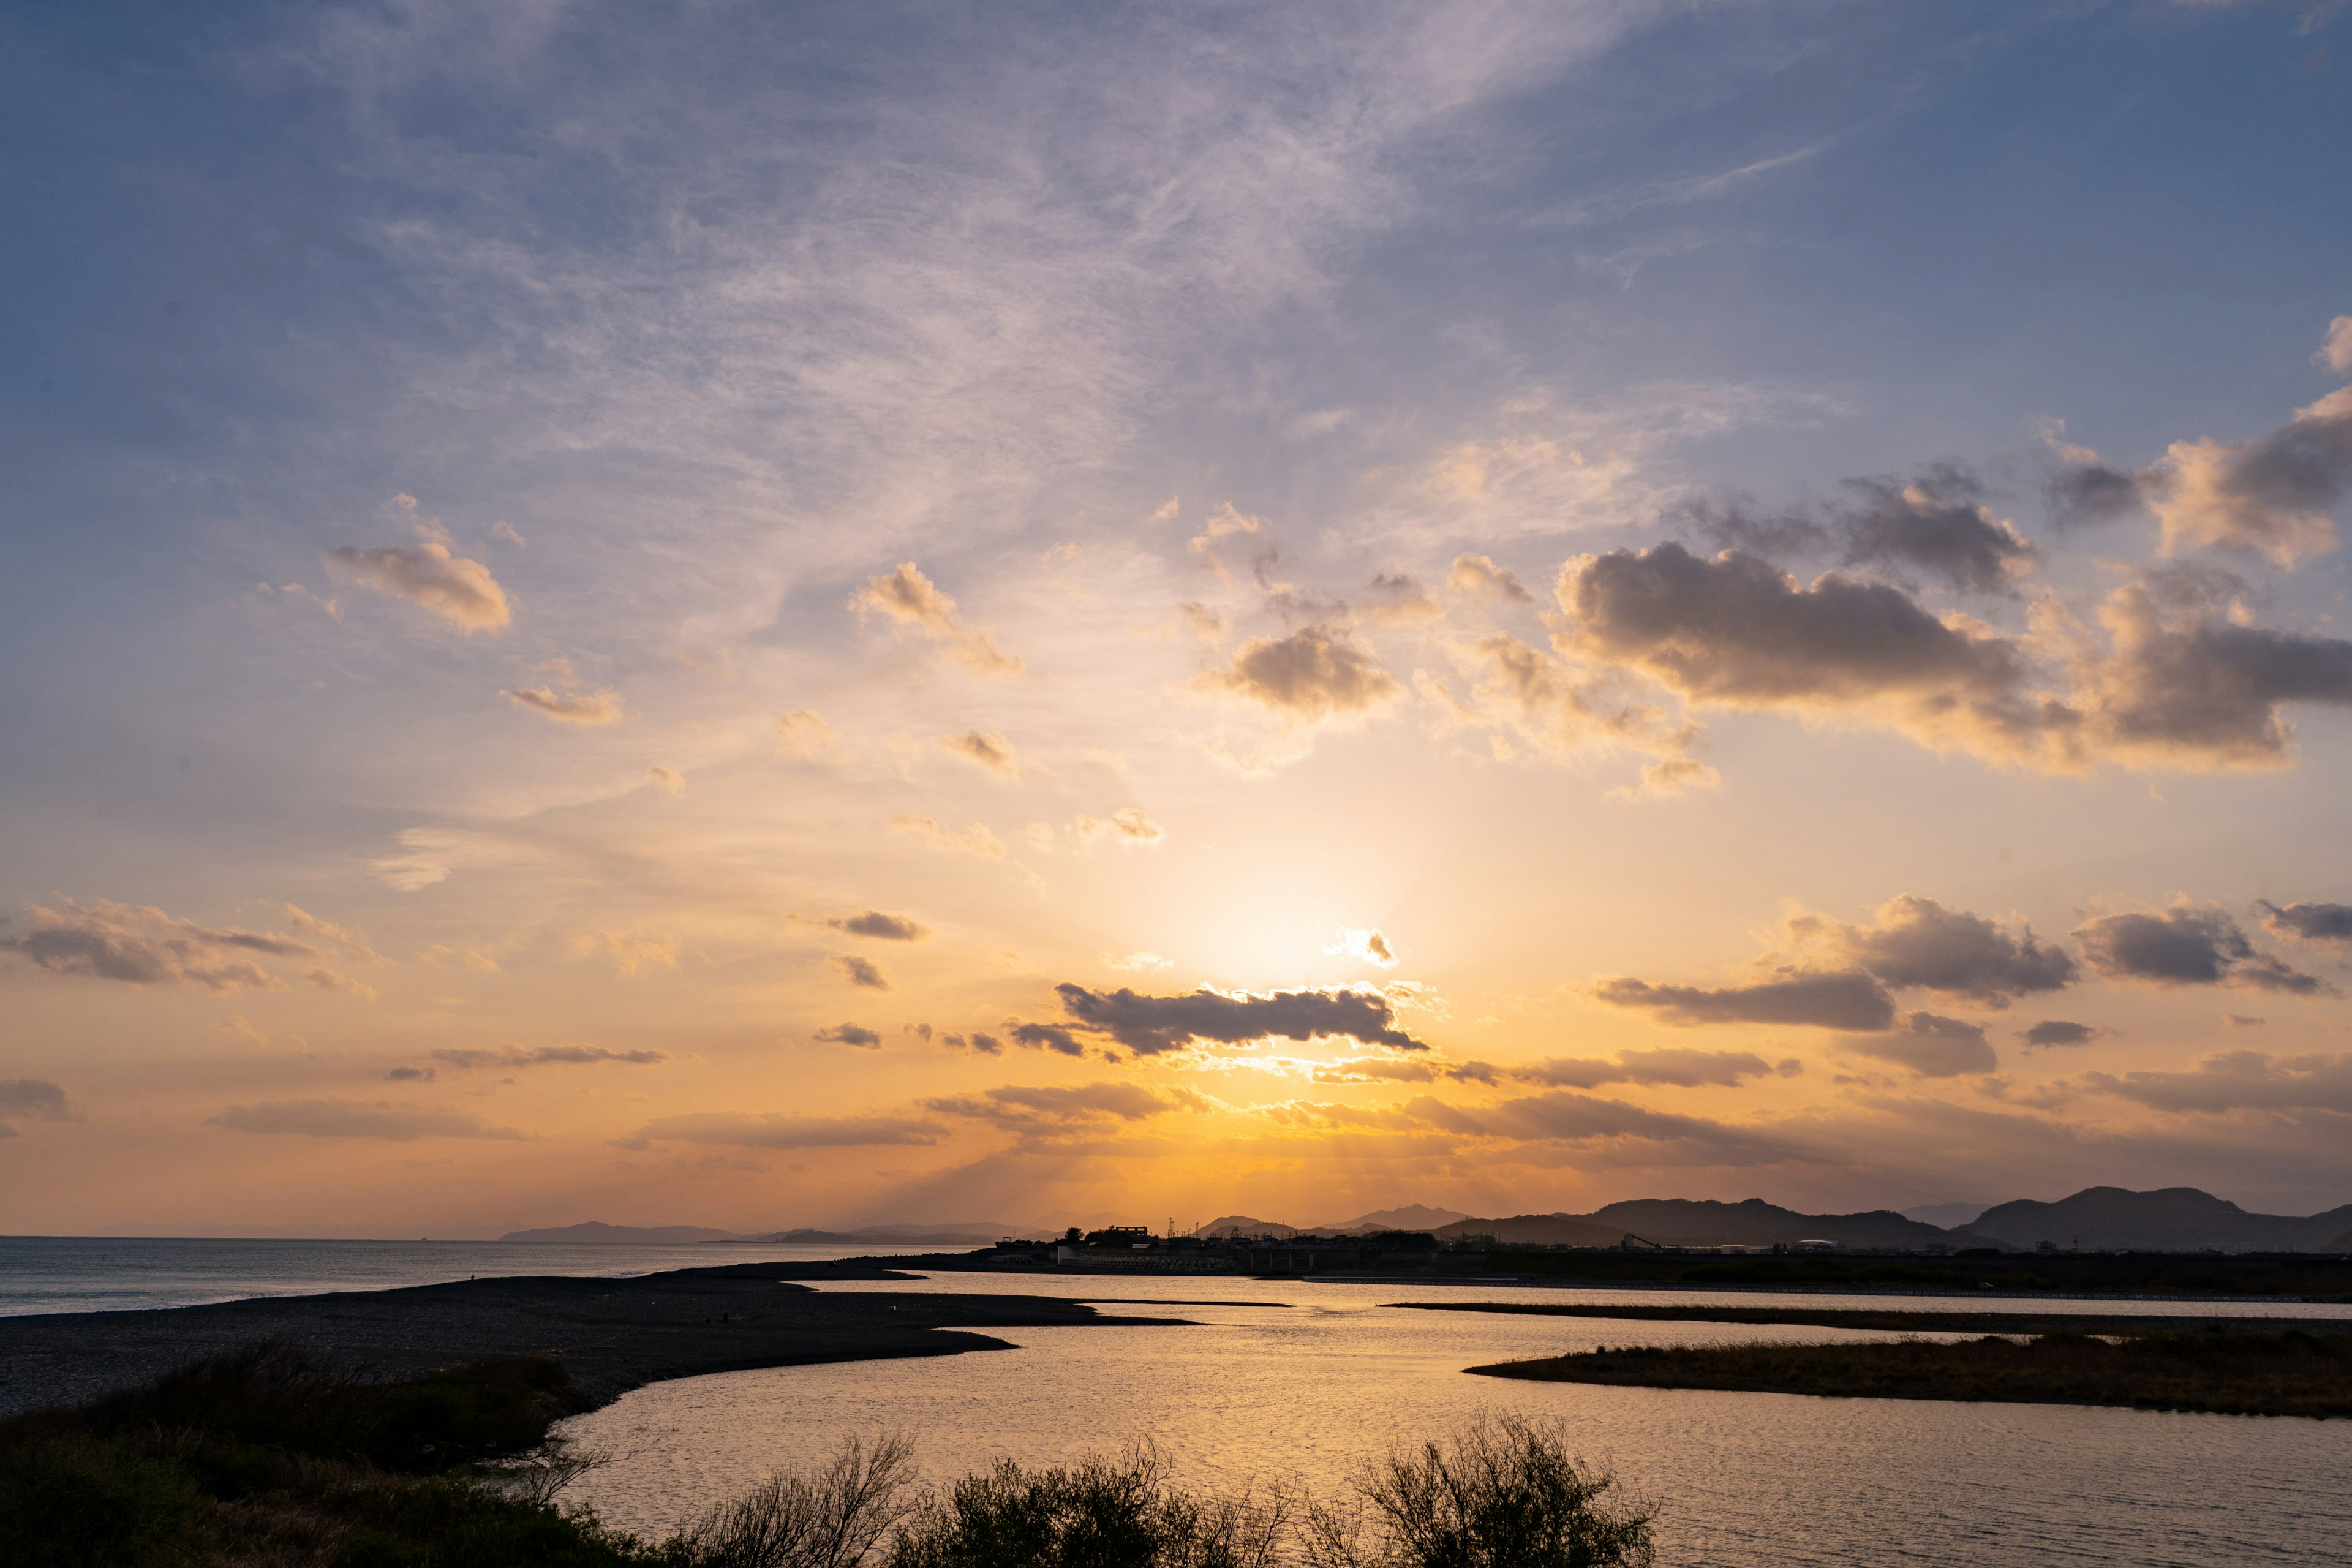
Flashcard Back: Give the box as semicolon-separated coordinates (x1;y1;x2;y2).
2;1347;1654;1566
1469;1328;2352;1417
0;1344;653;1567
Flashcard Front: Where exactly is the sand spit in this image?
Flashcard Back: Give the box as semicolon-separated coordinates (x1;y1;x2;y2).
0;1258;1188;1419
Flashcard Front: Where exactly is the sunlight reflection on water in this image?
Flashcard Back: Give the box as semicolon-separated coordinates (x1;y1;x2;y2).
560;1275;2351;1566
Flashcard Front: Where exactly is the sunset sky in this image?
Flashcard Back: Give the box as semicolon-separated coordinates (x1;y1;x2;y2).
7;0;2352;1237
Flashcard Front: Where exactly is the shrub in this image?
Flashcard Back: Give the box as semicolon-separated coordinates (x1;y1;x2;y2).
1302;1416;1653;1568
885;1446;1286;1568
77;1343;586;1473
670;1433;921;1568
0;1431;209;1568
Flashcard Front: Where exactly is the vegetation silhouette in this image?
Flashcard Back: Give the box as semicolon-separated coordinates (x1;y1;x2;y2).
0;1348;1656;1567
1472;1327;2352;1418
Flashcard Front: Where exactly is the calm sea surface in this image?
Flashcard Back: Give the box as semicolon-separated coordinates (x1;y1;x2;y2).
559;1272;2352;1567
0;1236;934;1316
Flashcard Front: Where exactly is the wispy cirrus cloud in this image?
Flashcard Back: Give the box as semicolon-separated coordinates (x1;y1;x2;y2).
921;1081;1194;1131
428;1044;669;1070
1074;809;1164;849
208;1099;528;1141
890;813;1008;859
1504;1049;1797;1090
775;710;839;758
624;1111;945;1148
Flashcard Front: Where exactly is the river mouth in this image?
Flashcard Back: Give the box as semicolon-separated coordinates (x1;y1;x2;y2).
557;1279;2352;1566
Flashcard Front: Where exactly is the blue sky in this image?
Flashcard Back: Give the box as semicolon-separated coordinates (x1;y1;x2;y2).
5;1;2351;1235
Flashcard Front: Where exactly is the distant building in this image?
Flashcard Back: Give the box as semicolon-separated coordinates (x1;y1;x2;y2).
1084;1225;1153;1248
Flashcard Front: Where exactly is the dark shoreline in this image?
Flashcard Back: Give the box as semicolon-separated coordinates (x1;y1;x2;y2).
1468;1329;2352;1419
1387;1299;2352;1337
0;1257;1188;1422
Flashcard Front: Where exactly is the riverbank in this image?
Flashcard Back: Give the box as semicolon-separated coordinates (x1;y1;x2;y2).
0;1257;1186;1420
827;1244;2352;1300
1468;1328;2352;1418
1389;1300;2352;1336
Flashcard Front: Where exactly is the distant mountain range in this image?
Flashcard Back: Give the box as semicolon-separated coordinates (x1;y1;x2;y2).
1200;1204;1476;1240
1581;1198;1956;1250
502;1188;2352;1254
1951;1188;2352;1254
1193;1188;2352;1254
1435;1214;1630;1248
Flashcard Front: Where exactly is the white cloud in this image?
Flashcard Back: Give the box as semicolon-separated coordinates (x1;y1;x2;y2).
853;563;1022;676
506;685;624;725
2318;315;2352;375
776;710;839;758
1075;808;1164;848
1328;928;1399;968
889;813;1008;859
938;729;1022;778
323;515;511;631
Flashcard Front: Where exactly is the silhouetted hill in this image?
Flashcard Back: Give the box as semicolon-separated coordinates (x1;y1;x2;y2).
1580;1198;1959;1250
499;1221;748;1244
1954;1188;2352;1254
1199;1215;1300;1239
1437;1214;1629;1248
1312;1204;1474;1234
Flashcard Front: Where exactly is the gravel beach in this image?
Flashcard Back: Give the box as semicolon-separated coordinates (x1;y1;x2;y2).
0;1257;1186;1419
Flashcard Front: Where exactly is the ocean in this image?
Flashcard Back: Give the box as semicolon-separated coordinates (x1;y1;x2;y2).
0;1235;930;1316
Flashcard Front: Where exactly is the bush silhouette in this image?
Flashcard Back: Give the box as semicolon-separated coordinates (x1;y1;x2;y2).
1303;1416;1654;1568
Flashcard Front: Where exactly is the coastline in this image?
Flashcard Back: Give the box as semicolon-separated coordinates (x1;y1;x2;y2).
0;1257;1189;1421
